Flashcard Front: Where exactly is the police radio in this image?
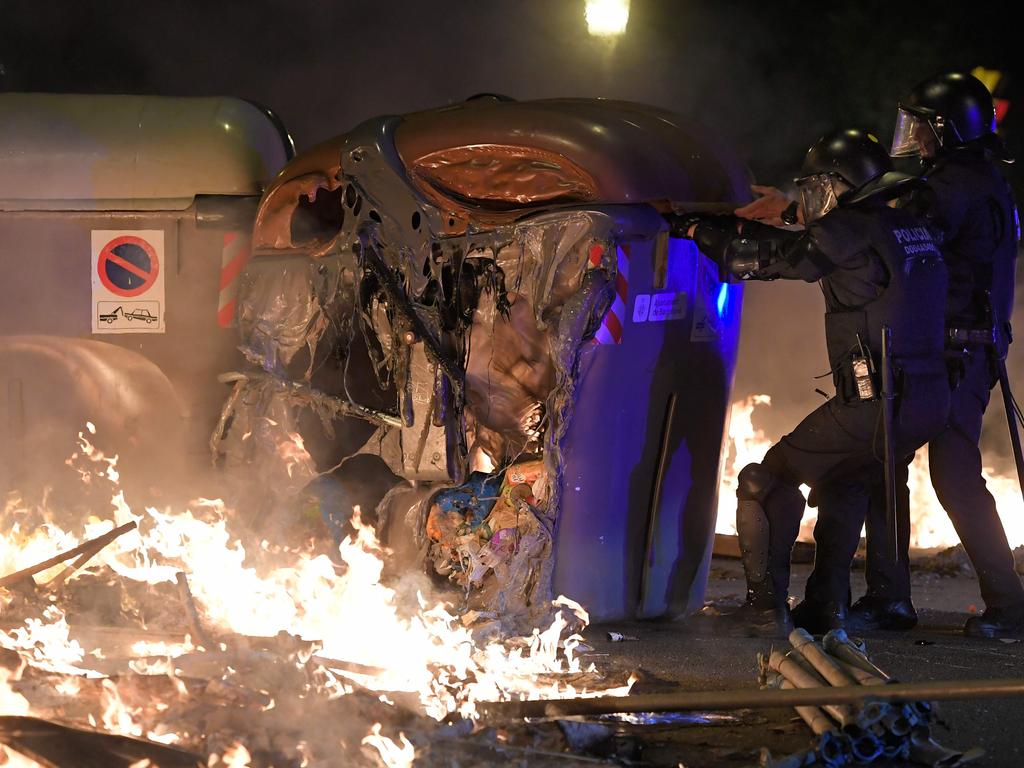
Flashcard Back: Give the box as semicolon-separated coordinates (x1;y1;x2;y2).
852;334;877;400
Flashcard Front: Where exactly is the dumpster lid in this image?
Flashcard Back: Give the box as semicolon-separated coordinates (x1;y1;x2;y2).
0;94;293;211
393;98;749;217
252;97;751;250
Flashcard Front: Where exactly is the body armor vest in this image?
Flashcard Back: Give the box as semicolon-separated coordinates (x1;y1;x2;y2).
812;205;948;398
918;152;1019;327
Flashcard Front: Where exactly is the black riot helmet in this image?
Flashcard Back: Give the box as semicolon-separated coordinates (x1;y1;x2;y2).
795;129;919;222
891;72;1001;159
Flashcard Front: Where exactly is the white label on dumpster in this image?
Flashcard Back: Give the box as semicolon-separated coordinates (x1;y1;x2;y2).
632;294;651;323
91;230;166;334
647;292;688;322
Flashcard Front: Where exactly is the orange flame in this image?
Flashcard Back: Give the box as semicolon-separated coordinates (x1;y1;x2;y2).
0;423;633;756
719;395;1024;549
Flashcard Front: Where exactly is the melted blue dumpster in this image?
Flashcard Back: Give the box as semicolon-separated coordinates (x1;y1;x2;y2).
554;235;743;621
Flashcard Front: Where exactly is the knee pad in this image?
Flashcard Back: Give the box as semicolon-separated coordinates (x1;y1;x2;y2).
736;499;770;583
737;462;776;502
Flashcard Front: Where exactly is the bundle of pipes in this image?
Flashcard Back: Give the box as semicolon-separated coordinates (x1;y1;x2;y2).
760;628;983;767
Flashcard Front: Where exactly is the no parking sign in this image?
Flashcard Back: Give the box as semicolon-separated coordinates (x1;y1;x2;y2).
91;230;166;333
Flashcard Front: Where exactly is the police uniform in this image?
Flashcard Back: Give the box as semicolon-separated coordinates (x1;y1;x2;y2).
680;130;950;631
849;71;1024;637
861;148;1024;626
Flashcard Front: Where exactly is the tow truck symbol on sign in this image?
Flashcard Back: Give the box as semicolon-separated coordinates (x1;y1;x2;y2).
99;306;123;324
99;306;159;324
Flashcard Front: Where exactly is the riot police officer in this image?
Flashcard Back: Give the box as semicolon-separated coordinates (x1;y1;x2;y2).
855;72;1024;638
674;129;950;633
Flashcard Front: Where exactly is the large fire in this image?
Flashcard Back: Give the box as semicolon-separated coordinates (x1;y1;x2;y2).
718;395;1024;549
0;426;634;766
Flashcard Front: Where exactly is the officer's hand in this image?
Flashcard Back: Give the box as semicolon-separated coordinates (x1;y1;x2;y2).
735;185;795;225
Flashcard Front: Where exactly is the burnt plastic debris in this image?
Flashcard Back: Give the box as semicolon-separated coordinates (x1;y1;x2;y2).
423;460;554;618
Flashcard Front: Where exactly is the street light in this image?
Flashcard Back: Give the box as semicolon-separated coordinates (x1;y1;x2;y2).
585;0;629;37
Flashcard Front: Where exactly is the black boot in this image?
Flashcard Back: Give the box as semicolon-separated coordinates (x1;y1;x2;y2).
726;580;792;637
848;595;918;631
790;599;848;634
964;603;1024;639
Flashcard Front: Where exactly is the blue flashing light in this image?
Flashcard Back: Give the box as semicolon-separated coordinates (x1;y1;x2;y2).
716;283;729;317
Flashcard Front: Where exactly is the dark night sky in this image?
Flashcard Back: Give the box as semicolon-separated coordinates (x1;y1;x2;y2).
2;0;1022;453
3;1;1019;182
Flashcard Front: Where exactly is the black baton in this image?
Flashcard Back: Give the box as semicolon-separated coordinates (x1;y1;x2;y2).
997;358;1024;504
880;325;900;563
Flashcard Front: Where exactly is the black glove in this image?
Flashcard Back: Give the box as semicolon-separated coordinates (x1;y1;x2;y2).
666;212;736;240
667;211;708;239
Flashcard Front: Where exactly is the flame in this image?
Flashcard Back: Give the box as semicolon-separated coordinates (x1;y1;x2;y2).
0;424;633;760
0;607;94;676
0;666;31;716
208;743;252;768
719;395;1024;548
363;724;415;768
717;394;772;536
0;667;46;766
0;747;45;768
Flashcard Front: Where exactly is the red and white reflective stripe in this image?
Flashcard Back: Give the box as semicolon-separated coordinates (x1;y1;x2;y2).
218;232;252;328
593;243;629;345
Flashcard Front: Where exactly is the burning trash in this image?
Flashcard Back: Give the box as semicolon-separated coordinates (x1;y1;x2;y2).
0;427;636;766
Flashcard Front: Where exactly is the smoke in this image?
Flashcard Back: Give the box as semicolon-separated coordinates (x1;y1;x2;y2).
2;0;1021;476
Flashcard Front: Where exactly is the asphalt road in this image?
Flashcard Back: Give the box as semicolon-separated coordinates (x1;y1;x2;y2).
579;558;1024;767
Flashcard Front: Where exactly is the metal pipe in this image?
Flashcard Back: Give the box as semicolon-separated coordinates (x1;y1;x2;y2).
783;648;822;680
783;681;836;736
762;670;837;736
789;629;857;688
817;730;850;768
769;651;854;726
834;658;886;687
842;724;883;763
908;724;978;766
882;708;912;737
768;651;826;689
477;678;1024;722
856;699;889;729
822;629;892;682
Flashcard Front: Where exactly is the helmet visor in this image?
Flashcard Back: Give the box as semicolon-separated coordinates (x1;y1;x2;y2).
891;107;940;157
796;174;840;222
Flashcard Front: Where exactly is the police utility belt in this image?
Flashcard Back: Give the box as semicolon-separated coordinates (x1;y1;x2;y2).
947;326;999;347
946;322;1010;363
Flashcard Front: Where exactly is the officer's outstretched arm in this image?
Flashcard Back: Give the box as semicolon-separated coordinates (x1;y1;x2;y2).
675;214;832;282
